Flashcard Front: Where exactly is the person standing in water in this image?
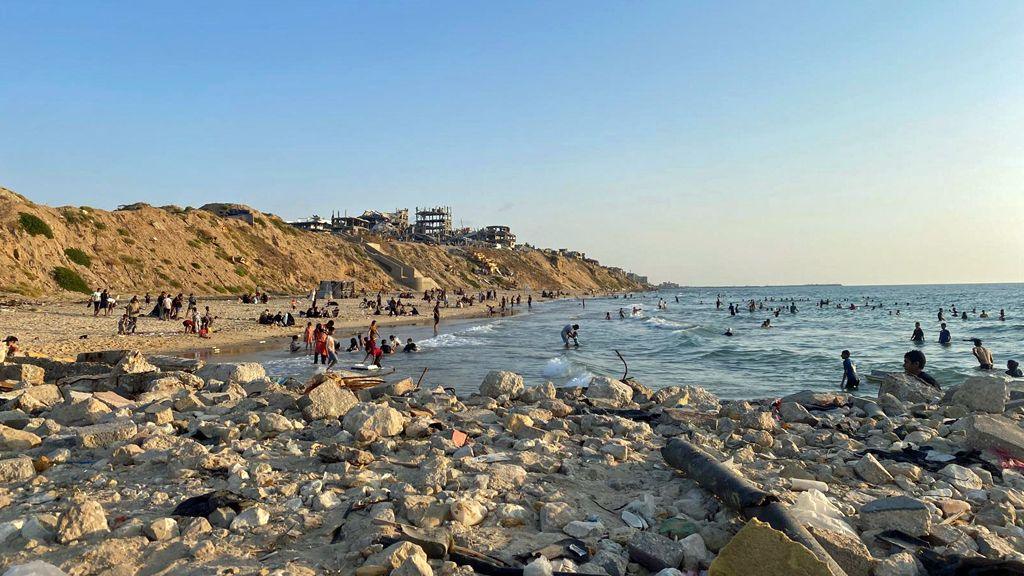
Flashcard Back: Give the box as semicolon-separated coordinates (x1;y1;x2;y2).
938;323;951;345
971;338;994;370
432;302;441;335
561;324;580;348
911;322;925;343
840;350;860;390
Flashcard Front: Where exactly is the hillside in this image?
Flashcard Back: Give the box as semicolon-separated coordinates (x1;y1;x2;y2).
0;187;644;298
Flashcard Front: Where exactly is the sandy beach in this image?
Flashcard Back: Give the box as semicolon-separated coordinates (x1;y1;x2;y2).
0;291;578;360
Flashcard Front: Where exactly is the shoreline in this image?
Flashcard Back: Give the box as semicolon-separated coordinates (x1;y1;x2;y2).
0;290;586;361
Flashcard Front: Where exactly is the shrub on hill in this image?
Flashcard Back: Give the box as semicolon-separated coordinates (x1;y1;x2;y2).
19;212;53;239
52;267;91;294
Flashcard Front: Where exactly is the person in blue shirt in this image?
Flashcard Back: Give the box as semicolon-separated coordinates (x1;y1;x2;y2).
938;323;951;345
840;350;860;390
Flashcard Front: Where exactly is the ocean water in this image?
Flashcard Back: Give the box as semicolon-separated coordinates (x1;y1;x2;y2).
224;284;1023;399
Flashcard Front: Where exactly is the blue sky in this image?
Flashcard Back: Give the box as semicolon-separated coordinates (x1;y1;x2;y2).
2;1;1023;285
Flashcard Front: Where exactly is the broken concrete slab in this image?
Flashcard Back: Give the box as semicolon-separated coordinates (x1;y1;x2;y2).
708;518;831;576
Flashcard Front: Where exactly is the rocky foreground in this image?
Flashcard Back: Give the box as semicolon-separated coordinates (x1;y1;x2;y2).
0;353;1023;576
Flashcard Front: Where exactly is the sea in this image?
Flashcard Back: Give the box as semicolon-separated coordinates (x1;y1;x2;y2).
217;284;1023;399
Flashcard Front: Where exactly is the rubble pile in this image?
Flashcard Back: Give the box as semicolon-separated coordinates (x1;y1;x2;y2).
0;352;1023;576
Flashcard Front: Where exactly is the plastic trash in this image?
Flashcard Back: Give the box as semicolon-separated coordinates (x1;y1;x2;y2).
789;489;856;536
621;510;649;529
469;453;511;464
3;561;69;576
789;478;829;492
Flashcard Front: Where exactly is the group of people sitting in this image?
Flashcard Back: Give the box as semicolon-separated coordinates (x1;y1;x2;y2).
258;309;296;327
302;303;340;318
239;292;271;305
108;291;214;338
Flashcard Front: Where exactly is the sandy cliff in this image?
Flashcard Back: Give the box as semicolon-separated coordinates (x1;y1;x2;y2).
0;187;643;298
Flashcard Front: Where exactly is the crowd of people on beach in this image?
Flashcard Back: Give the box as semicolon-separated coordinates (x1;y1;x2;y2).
88;289;217;339
292;318;421;371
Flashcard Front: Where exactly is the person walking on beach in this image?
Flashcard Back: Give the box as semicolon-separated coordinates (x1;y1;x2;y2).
904;350;939;388
840;350;860;390
911;322;925;343
971;338;994;370
938;323;951;345
90;289;102;316
303;322;313;353
561;324;580;348
432;302;441;335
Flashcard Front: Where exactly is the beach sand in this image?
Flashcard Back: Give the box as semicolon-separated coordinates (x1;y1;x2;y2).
0;290;561;360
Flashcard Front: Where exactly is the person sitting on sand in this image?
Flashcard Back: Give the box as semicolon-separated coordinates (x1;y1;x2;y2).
971;338;994;370
289;335;302;353
0;336;16;362
1005;359;1022;378
840;350;860;390
911;322;925;343
938;323;951;345
561;324;580;348
403;338;419;352
904;349;939;389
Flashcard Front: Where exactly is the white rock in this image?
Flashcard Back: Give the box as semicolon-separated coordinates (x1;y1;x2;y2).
480;371;525;399
523;556;553;576
450;499;487;526
230;506;269;531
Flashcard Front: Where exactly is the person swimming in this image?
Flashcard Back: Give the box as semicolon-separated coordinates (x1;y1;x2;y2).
761;318;772;328
1006;359;1023;378
724;328;733;337
403;338;419;352
938;323;951;345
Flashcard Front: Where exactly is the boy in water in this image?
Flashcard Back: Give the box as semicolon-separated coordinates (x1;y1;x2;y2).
938;323;951;345
911;322;925;343
840;350;859;390
561;324;580;348
971;338;994;370
904;350;939;388
1007;360;1023;378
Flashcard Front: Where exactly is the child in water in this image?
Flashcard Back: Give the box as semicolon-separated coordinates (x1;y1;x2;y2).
840;350;860;390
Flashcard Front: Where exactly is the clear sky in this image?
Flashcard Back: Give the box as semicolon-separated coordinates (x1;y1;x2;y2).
2;1;1023;285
